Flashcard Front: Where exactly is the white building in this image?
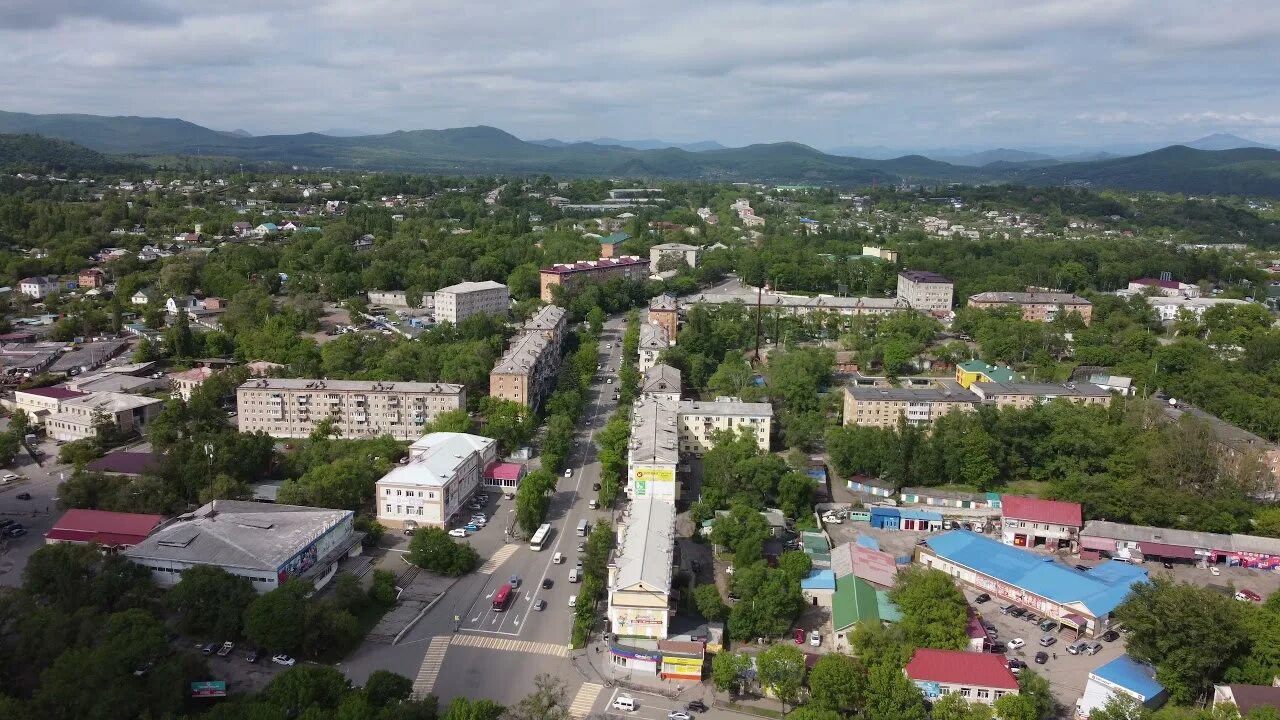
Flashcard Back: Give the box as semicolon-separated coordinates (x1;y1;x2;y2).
607;497;676;643
367;290;410;308
125;500;360;593
649;243;701;273
897;270;954;312
236;378;466;440
1124;278;1199;299
676;398;772;455
637;323;670;373
375;432;498;529
433;280;509;324
1138;295;1251;322
169;367;216;401
45;391;165;442
18;276;59;299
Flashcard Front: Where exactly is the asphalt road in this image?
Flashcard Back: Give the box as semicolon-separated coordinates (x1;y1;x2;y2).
0;429;71;587
343;316;629;706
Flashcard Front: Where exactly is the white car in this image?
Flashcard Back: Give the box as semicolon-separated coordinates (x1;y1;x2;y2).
564;468;573;478
822;514;843;525
271;654;296;666
568;594;577;608
553;552;564;564
1210;566;1221;576
448;528;469;538
0;472;19;484
1008;638;1026;650
809;630;821;647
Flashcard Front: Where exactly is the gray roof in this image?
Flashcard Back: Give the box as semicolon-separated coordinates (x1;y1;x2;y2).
651;242;699;251
970;381;1110;399
683;292;909;311
1082;520;1280;556
639;323;670;350
845;381;978;403
125;500;352;572
649;294;678;312
970;291;1092;306
435;280;508;295
614;497;676;592
381;432;496;488
523;304;565;332
677;399;773;417
492;331;550;375
60;391;164;413
238;378;464;395
641;364;682;396
1158;400;1278;453
899;270;952;284
629;398;680;465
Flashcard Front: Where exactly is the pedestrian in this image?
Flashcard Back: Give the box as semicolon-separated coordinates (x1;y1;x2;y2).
1052;652;1057;660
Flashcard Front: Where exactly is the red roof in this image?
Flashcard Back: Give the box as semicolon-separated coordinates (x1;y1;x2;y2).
46;508;164;547
1133;277;1180;289
541;256;647;275
484;462;526;482
905;648;1019;690
19;386;87;400
1001;495;1082;527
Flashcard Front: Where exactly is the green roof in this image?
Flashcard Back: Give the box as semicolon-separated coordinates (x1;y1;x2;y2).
875;590;902;623
801;532;830;553
600;231;631;245
957;360;1017;383
832;576;880;631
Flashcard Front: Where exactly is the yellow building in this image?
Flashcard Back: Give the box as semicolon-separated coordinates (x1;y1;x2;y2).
955;360;1020;390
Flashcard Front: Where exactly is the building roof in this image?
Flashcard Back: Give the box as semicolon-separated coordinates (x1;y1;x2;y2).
484;461;525;482
649;294;678;312
435;280;508;295
1081;520;1280;557
614;497;675;592
46;508;163;546
1091;656;1165;701
639;323;670;350
677;399;772;418
67;373;161;394
380;433;497;488
801;568;836;591
899;270;952;284
846;381;978;403
124;500;351;572
1217;685;1280;715
832;575;881;631
629;397;680;465
922;531;1148;617
540;256;646;275
238;378;464;395
523;305;565;332
831;541;898;587
170;367;216;383
641;364;682;396
17;386;88;400
905;648;1019;690
1001;495;1083;527
970;291;1092;306
60;391;163;414
957;360;1018;383
599;231;631;245
1132;277;1183;290
492;331;550;375
684;292;910;312
85;451;164;476
970;381;1111;399
651;242;699;251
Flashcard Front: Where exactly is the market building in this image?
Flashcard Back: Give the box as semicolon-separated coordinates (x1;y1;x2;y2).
45;508;164;550
1080;520;1280;569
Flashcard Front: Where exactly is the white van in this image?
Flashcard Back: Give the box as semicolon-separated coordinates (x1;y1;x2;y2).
552;552;564;564
568;568;580;583
612;697;636;712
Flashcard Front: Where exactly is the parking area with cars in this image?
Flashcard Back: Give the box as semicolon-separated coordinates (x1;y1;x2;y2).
0;435;74;587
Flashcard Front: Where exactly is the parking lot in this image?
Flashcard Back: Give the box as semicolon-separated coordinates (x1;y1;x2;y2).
0;433;70;587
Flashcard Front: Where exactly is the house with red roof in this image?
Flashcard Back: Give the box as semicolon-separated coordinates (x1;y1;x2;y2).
13;386;88;425
904;648;1019;705
1000;495;1083;550
46;508;164;549
1126;278;1198;299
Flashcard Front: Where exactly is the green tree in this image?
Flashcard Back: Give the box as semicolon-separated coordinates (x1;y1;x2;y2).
693;584;728;621
888;568;969;650
333;572;368;613
516;469;556;536
1016;670;1056;720
370;569;399;606
586;306;605;335
931;693;994;720
427;409;473;434
408;527;479;576
244;579;310;654
863;662;927;720
1089;694;1153;720
443;697;505;720
363;670;414;709
166;565;256;638
807;653;867;714
504;673;570;720
994;693;1041;720
776;471;814;520
711;651;751;695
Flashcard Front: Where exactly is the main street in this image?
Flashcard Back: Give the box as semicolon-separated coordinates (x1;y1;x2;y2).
343;315;628;707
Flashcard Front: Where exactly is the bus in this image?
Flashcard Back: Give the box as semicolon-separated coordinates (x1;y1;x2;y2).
529;523;552;551
492;583;513;611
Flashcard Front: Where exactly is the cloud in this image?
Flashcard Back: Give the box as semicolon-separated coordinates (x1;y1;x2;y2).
0;0;1276;149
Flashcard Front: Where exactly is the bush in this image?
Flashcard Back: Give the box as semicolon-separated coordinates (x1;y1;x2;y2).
370;569;398;605
408;528;479;576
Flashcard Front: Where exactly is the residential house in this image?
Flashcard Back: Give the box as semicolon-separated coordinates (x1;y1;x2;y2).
18;276;59;299
1213;685;1280;717
77;268;107;290
253;223;278;236
955;360;1021;389
166;296;200;315
968;291;1094;325
169;367;217;401
904;648;1020;705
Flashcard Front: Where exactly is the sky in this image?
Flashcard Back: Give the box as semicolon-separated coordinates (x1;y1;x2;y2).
2;0;1279;152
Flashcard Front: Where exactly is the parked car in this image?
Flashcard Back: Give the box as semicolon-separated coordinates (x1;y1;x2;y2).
246;649;261;663
577;542;586;552
1085;642;1104;655
217;641;235;656
809;631;821;647
542;578;553;589
592;483;601;491
201;643;218;656
1008;658;1027;673
1210;566;1222;576
1162;561;1174;569
1038;636;1056;647
1025;613;1041;624
1008;638;1026;650
974;593;990;604
668;712;691;720
15;492;31;501
448;528;469;538
464;523;480;531
568;595;577;608
988;642;1007;654
1039;620;1058;632
1237;589;1263;602
686;701;708;713
6;526;26;537
793;628;805;644
0;520;13;530
1009;608;1026;619
564;468;573;478
1000;604;1017;615
534;599;546;611
468;503;483;511
1101;630;1120;642
1034;651;1049;664
1;472;20;483
1066;641;1087;655
272;654;296;666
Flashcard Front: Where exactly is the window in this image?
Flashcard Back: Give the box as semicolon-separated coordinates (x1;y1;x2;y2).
396;489;402;496
994;691;1006;700
959;688;972;698
976;689;990;700
385;504;392;513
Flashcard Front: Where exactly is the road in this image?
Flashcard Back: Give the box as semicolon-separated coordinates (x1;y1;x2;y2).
343;316;629;707
0;429;69;587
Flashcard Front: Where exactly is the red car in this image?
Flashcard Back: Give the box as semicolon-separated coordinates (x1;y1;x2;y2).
793;628;805;644
1236;589;1262;602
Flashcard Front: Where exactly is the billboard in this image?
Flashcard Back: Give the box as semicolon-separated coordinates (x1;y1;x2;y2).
633;466;675;484
191;681;227;698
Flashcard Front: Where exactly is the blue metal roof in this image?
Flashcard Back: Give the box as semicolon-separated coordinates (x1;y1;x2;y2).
923;531;1148;617
801;569;836;590
856;534;881;551
899;509;943;521
870;506;900;518
1092;656;1165;701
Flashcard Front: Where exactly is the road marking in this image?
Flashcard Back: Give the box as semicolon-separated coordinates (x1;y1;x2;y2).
411;636;452;698
477;544;519;575
569;682;605;719
450;632;568;657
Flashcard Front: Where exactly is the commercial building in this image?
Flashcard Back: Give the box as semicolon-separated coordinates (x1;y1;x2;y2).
433;280;510;324
13;386;87;426
1078;656;1167;718
637;323;670;373
640;364;682;401
45;509;163;549
676;398;772;455
169;366;217;401
539;256;647;302
65;371;166;395
967;291;1093;325
969;381;1112;409
842;382;977;428
45;391;165;442
375;432;498;529
904;648;1020;705
627;397;681;501
897;270;954;312
649;243;700;272
1080;520;1280;569
607;497;677;643
955;360;1020;389
916;530;1148;637
648;294;679;340
1000;495;1083;550
125;500;360;593
1138;295;1250;322
236;378;466;440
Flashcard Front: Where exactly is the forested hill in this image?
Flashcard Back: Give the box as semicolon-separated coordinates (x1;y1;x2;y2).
0;134;140;173
4;109;1280;195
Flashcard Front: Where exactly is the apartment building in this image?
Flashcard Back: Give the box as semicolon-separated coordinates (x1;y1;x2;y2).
843;382;978;428
18;275;59;299
168;367;216;401
897;270;954;312
628;397;680;501
45;391;165;442
1138;296;1250;322
538;256;648;302
641;364;682;402
236;379;466;440
969;381;1111;409
638;323;670;373
649;243;700;272
433;280;510;324
607;497;676;642
489;332;556;409
520;304;568;349
967;291;1093;325
648;294;679;340
683;291;912;317
1126;278;1199;298
375;432;498;529
676;398;772;455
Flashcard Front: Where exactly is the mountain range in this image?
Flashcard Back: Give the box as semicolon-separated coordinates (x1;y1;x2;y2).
1;110;1279;196
530;137;726;152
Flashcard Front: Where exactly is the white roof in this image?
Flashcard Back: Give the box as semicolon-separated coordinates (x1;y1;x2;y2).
613;497;675;592
60;391;163;413
435;280;508;295
382;432;497;488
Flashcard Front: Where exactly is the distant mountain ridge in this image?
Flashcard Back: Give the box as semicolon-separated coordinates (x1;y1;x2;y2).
2;110;1280;196
530;137;726;152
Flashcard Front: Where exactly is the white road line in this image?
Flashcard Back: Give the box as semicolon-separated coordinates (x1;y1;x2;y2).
569;682;605;719
450;632;568;657
477;544;519;575
411;636;452;698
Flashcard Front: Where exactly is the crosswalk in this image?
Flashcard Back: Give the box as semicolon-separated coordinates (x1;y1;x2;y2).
451;632;568;657
477;543;519;574
568;682;604;718
412;636;452;698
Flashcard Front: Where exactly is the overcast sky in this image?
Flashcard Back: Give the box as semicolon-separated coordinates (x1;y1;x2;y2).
3;0;1278;151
